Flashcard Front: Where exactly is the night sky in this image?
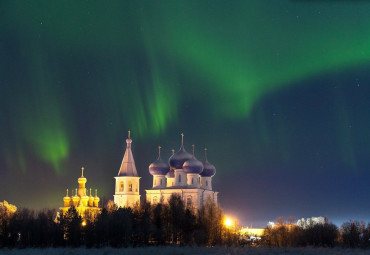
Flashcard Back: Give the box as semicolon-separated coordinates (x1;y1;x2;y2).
1;1;370;227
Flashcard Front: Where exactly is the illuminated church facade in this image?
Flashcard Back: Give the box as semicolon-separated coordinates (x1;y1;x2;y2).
112;132;218;210
145;134;218;211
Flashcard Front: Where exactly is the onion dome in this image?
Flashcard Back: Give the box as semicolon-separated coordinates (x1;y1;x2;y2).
183;145;204;174
63;189;71;207
93;189;100;207
88;188;94;207
168;133;192;170
149;146;170;175
200;148;216;177
63;189;70;200
78;167;87;182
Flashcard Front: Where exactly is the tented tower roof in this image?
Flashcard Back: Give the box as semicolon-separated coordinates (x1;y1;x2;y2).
117;131;138;177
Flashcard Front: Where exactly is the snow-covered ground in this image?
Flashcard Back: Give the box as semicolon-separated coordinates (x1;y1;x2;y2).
0;246;369;255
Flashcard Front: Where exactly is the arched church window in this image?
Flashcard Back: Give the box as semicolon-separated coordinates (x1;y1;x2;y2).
119;181;124;192
135;182;138;192
206;180;208;187
179;174;181;183
160;179;163;185
128;181;133;192
187;195;192;207
191;178;194;184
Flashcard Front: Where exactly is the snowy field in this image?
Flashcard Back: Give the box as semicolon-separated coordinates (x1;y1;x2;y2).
0;246;369;255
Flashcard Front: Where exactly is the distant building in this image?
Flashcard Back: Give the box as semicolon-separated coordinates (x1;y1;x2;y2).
267;221;275;228
113;131;141;208
145;133;218;211
59;167;101;219
240;227;265;237
297;217;326;229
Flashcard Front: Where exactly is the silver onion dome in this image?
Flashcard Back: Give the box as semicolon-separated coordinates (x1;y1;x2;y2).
183;145;204;174
149;146;170;176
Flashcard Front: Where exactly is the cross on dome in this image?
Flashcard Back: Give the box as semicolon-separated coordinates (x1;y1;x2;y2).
158;146;162;158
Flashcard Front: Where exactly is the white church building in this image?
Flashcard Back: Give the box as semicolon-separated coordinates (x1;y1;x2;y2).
114;132;218;211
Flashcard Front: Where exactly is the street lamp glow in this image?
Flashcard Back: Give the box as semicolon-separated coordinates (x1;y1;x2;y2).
82;220;87;227
224;217;233;228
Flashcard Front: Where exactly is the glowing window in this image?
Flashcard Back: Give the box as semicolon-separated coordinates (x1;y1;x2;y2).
119;181;124;192
187;195;192;207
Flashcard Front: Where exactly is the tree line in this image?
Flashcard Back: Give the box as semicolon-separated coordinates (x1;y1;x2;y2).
1;196;370;248
0;195;225;248
263;217;370;248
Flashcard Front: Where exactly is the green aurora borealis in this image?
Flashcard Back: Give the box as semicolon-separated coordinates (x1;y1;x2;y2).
1;0;370;226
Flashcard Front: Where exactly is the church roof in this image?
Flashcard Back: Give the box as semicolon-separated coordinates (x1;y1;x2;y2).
117;131;138;177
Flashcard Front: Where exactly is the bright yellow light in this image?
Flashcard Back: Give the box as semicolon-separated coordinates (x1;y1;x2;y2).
82;220;86;227
224;217;233;228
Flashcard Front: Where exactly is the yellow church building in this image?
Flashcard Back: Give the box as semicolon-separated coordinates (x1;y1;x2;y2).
59;167;101;219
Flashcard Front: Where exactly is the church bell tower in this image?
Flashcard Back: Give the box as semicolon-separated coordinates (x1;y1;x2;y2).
114;131;141;208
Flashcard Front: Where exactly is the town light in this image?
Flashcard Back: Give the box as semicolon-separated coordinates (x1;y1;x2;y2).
82;220;87;227
224;217;233;228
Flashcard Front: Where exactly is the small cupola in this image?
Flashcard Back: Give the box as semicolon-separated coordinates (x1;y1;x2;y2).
183;145;204;174
200;148;216;177
149;146;170;176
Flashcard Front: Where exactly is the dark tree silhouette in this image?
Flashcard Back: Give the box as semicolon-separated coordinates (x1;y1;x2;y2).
110;207;133;247
59;207;82;247
341;220;361;248
151;203;167;245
